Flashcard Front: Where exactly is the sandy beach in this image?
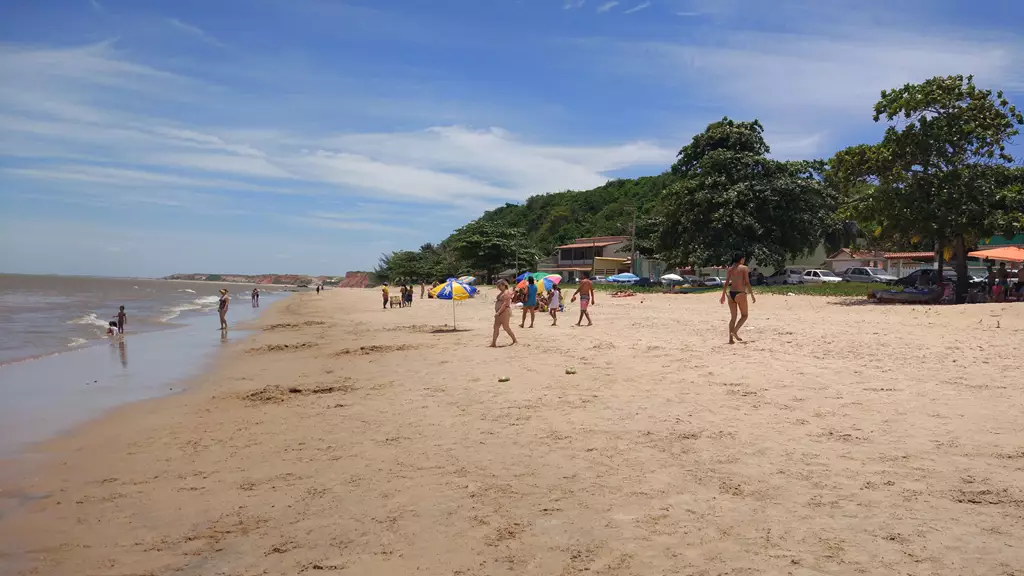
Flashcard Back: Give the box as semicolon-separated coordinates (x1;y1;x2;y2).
2;288;1023;575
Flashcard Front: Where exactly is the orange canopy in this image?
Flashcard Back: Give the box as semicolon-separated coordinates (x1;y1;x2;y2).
968;246;1024;262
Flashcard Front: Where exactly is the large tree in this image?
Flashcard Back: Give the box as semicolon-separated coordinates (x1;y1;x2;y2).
652;118;837;269
446;220;542;280
829;75;1024;302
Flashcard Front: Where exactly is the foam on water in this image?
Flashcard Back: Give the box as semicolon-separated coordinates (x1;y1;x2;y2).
160;295;221;322
67;312;111;328
68;337;88;347
180;289;196;293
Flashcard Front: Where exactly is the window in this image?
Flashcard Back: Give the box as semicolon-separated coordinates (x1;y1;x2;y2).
804;271;814;277
812;271;821;278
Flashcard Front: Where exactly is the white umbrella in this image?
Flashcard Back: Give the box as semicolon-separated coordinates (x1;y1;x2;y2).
661;273;684;282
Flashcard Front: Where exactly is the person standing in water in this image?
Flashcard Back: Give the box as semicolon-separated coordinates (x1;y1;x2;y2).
218;288;230;330
570;272;595;326
113;305;126;334
251;287;259;307
490;279;518;347
720;252;755;344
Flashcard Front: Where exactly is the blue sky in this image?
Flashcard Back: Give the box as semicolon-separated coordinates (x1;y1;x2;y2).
1;0;1022;277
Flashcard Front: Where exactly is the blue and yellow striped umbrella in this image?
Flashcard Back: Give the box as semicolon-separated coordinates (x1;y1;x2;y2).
430;279;475;329
431;279;475;300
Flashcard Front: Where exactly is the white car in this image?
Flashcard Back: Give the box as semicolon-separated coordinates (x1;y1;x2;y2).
765;267;807;285
802;269;843;284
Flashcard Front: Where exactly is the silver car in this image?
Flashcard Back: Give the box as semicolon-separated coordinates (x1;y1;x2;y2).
843;267;897;283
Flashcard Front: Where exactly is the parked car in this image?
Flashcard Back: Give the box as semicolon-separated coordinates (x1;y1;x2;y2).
891;269;987;288
592;276;609;284
635;277;661;287
701;277;724;288
765;267;807;285
802;269;842;284
843;267;898;284
682;275;703;286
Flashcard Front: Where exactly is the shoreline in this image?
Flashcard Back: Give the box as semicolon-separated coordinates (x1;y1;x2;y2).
0;293;289;461
2;289;1023;575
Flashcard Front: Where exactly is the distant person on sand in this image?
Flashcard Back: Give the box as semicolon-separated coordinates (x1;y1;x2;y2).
405;284;414;307
490;279;518;347
382;283;390;310
316;285;321;295
548;284;562;326
113;305;126;334
520;276;538;328
399;285;407;308
570;272;595;326
252;287;259;307
997;262;1009;302
218;289;230;330
420;282;426;299
720;252;755;344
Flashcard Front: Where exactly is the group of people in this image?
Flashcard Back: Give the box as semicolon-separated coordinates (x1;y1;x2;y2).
380;283;416;309
490;272;596;347
985;262;1024;302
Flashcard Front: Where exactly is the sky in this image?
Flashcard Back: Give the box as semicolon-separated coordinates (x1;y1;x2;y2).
1;0;1022;277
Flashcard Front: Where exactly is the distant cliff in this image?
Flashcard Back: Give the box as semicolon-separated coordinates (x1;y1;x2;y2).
163;272;373;287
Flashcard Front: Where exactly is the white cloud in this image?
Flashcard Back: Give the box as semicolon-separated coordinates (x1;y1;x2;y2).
597;2;619;13
166;18;226;48
623;2;652;14
89;0;104;13
576;28;1024;154
563;0;586;9
0;41;674;219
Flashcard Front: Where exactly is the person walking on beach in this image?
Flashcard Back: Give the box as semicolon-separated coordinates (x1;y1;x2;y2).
251;287;259;307
720;252;755;344
520;276;538;328
382;283;390;310
548;284;562;326
113;305;126;334
570;272;595;326
491;279;518;347
218;289;230;330
996;262;1009;302
405;284;414;307
316;285;321;295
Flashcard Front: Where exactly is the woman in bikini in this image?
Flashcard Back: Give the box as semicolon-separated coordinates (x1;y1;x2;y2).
719;252;755;344
490;279;518;347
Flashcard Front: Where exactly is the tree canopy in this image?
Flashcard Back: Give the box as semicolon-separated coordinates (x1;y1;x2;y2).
829;74;1024;300
651;118;837;269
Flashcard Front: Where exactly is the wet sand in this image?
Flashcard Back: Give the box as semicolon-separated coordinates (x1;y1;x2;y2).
2;289;1023;575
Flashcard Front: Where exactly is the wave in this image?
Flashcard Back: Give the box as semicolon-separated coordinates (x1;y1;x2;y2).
68;337;88;347
180;289;196;293
160;295;221;322
68;312;111;328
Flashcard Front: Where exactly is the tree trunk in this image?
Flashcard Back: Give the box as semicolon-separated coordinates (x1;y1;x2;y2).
954;235;969;304
935;240;944;287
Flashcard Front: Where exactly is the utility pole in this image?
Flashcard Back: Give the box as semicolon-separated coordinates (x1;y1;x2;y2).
628;204;639;276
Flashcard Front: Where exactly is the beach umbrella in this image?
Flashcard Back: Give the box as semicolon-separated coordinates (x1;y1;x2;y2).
661;273;684;284
544;274;562;284
515;272;530;282
430;279;476;329
609;273;640;283
458;275;476;284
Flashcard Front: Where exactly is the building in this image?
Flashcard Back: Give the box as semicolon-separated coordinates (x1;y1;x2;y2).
537;236;629;282
536;235;667;282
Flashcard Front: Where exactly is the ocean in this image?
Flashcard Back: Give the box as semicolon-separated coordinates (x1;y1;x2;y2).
0;274;279;365
0;274;291;458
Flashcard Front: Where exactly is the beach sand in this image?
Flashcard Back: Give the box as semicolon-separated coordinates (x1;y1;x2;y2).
2;289;1023;575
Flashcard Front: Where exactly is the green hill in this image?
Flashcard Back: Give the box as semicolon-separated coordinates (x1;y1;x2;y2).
469;172;678;255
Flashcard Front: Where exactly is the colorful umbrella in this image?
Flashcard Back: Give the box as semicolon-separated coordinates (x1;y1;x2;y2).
430;279;476;329
544;274;562;284
458;275;476;284
515;271;530;282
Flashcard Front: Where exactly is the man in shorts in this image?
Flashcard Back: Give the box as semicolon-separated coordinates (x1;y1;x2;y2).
571;271;595;326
